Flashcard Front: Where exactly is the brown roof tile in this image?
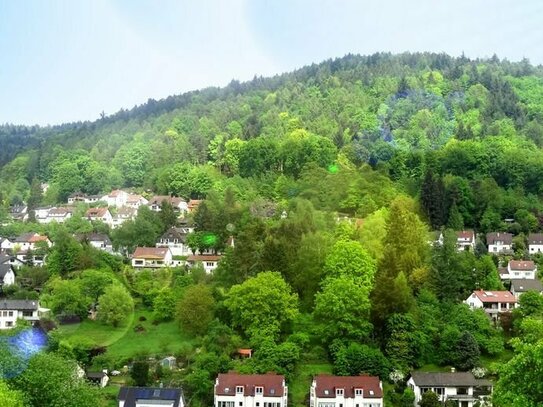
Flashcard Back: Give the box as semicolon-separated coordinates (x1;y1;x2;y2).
472;290;517;304
133;247;170;259
215;373;285;397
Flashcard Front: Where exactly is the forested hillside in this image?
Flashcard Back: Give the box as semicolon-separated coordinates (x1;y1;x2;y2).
2;53;543;406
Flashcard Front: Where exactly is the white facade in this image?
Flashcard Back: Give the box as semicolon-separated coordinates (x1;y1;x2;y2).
529;243;543;254
0;266;15;286
102;190;129;207
407;373;492;407
214;385;287;407
0;301;45;329
501;261;537;280
187;255;220;273
310;383;382;407
465;291;517;321
132;248;173;268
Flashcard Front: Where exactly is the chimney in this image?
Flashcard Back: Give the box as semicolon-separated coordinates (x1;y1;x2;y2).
451;367;456;373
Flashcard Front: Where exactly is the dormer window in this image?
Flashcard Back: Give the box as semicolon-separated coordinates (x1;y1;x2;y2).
355;389;362;396
255;386;263;395
324;390;330;395
336;388;344;396
369;390;374;396
236;386;244;394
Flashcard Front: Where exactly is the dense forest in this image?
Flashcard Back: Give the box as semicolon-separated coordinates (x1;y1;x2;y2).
2;52;543;406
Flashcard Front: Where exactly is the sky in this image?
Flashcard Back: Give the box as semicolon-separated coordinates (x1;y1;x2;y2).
1;0;543;125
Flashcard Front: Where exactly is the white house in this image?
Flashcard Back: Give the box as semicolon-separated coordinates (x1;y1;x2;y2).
13;233;52;251
45;207;74;223
85;207;114;227
407;371;492;407
9;204;28;222
111;206;137;229
510;279;543;299
125;194;148;209
0;253;26;268
464;290;517;321
456;230;476;252
214;372;288;407
77;233;113;253
68;192;88;204
156;227;191;257
0;300;48;329
528;233;543;254
486;232;513;254
148;196;188;214
187;254;221;274
102;190;129;208
500;260;537;280
0;264;15;287
310;375;383;407
118;386;185;407
132;247;173;268
34;206;53;223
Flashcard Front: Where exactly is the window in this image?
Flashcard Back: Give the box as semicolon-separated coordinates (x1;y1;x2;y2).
336;388;344;396
236;386;244;394
256;404;260;407
255;386;263;395
218;402;235;407
22;311;33;317
355;389;363;396
6;321;13;327
239;403;243;407
8;311;13;317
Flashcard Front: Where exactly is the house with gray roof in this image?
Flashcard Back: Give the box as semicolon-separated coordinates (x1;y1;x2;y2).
510;278;543;299
0;300;48;329
407;371;492;407
118;386;184;407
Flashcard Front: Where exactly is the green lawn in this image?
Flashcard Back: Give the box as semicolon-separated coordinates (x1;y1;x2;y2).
55;308;194;364
290;361;333;407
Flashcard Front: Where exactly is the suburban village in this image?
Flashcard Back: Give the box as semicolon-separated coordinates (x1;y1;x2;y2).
1;184;542;407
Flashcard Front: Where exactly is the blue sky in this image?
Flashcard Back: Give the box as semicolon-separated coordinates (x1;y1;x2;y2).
1;0;542;125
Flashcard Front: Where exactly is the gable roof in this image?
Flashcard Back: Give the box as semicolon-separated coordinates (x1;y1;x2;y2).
215;373;285;397
85;207;109;218
133;247;170;259
0;264;14;279
0;300;39;311
161;227;187;241
118;387;183;407
410;372;491;387
456;230;475;242
314;375;383;399
48;207;74;216
528;233;543;245
510;279;543;293
509;260;536;271
486;232;513;245
471;290;516;304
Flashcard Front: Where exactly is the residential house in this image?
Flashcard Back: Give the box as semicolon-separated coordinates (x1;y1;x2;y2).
111;206;137;229
407;371;492;407
78;233;113;253
45;207;74;223
118;386;185;407
68;192;88;204
132;247;173;268
9;204;28;222
310;374;383;407
34;206;53;223
85;207;113;227
528;233;543;254
125;194;148;209
499;260;537;280
456;230;476;252
86;371;109;388
187;254;221;274
0;253;26;268
486;232;513;254
510;279;543;299
102;189;129;207
148;196;188;214
156;227;191;257
85;194;104;204
214;372;288;407
13;233;52;252
0;300;48;329
464;290;517;321
0;264;15;287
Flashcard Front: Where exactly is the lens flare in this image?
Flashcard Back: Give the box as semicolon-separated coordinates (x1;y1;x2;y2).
327;164;339;174
0;328;48;379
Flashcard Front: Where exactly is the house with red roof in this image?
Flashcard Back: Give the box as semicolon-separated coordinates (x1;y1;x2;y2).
310;375;383;407
214;372;287;407
85;207;113;227
187;254;221;274
131;247;173;268
499;260;537;280
464;290;517;321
